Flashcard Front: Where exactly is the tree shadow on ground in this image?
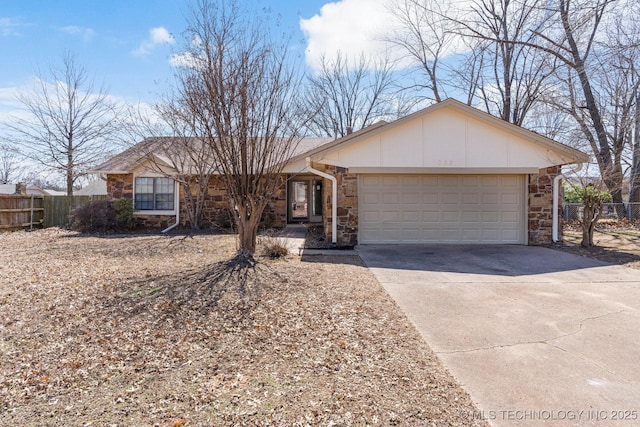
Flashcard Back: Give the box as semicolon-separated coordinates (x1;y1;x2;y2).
102;255;284;326
557;244;640;266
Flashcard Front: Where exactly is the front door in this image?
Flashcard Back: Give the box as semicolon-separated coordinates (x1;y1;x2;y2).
291;181;308;220
288;177;323;223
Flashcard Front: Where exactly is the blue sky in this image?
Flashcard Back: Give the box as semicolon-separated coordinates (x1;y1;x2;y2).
0;0;345;107
0;0;398;184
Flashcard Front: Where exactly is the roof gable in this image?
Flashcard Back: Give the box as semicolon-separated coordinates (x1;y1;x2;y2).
293;99;588;172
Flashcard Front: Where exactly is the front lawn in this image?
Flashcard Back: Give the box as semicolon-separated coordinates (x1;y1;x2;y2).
0;229;485;426
559;221;640;270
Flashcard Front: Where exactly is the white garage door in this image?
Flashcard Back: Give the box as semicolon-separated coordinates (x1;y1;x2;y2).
359;175;525;244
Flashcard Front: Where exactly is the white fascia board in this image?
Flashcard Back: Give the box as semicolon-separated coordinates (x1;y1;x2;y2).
348;167;541;174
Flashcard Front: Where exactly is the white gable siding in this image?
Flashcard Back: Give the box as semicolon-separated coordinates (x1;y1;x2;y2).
315;107;570;171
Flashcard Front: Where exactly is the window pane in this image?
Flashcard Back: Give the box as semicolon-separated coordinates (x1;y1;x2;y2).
135;193;154;210
134;177;175;211
155;193;174;210
155;178;174;194
135;177;154;194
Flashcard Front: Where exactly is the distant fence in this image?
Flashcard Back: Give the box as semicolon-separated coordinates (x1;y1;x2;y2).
563;203;640;221
0;194;108;230
0;195;45;230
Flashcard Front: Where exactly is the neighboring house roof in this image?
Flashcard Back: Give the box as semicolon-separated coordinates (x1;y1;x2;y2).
0;184;16;194
38;188;67;196
75;179;107;195
0;184;58;195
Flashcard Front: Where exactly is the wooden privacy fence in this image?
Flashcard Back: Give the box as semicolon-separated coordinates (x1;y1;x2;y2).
0;194;108;230
43;195;107;228
0;195;45;230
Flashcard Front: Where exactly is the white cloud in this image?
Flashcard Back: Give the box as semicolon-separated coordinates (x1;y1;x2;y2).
300;0;394;71
0;17;24;37
0;84;30;124
169;52;199;68
168;36;203;68
132;26;175;57
58;25;95;42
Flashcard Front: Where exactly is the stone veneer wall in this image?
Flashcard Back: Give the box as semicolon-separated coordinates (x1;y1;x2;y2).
528;166;561;245
106;173;286;229
106;174;133;200
322;166;358;247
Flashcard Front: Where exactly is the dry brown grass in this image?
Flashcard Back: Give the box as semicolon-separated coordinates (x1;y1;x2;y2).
0;228;485;426
559;221;640;270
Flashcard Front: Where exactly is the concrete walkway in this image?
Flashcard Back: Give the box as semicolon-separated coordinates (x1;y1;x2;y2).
358;245;640;427
279;225;358;256
279;224;307;255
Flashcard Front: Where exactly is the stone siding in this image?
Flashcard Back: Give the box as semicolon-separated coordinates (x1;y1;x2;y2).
322;166;358;247
106;174;133;200
528;166;561;245
105;173;286;230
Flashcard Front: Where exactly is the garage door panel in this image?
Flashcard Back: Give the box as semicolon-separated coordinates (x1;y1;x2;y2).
482;176;499;186
442;193;459;204
359;174;524;244
382;193;399;204
502;211;518;222
423;194;439;204
440;176;459;186
402;176;419;186
482;193;499;204
462;229;480;240
502;229;519;241
382;176;399;186
462;193;479;204
402;210;420;221
401;193;420;205
361;192;380;204
462;176;479;186
462;211;479;222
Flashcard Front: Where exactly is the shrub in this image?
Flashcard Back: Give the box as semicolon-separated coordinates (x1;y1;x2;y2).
70;199;136;233
215;208;236;230
113;199;135;229
70;200;116;232
564;183;612;204
259;233;289;258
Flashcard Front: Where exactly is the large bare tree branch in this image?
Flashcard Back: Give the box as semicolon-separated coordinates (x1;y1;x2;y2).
8;52;120;195
174;0;311;257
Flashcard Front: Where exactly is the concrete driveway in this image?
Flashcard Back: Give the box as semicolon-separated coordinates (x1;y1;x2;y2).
358;245;640;427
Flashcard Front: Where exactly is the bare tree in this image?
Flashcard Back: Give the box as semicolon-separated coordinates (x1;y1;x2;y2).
175;0;309;257
604;8;640;204
386;0;456;103
305;53;397;138
9;52;120;195
523;0;626;205
0;143;20;184
631;89;640;203
126;99;219;230
448;0;553;125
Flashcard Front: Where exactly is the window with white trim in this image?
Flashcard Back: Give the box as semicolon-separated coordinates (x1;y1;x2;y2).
134;177;175;211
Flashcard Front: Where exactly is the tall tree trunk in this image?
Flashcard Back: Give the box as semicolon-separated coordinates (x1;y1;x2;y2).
560;1;619;198
66;164;74;196
235;199;265;258
630;91;640;204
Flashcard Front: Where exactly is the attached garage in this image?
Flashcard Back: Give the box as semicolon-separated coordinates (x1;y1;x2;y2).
282;99;590;246
359;174;526;244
